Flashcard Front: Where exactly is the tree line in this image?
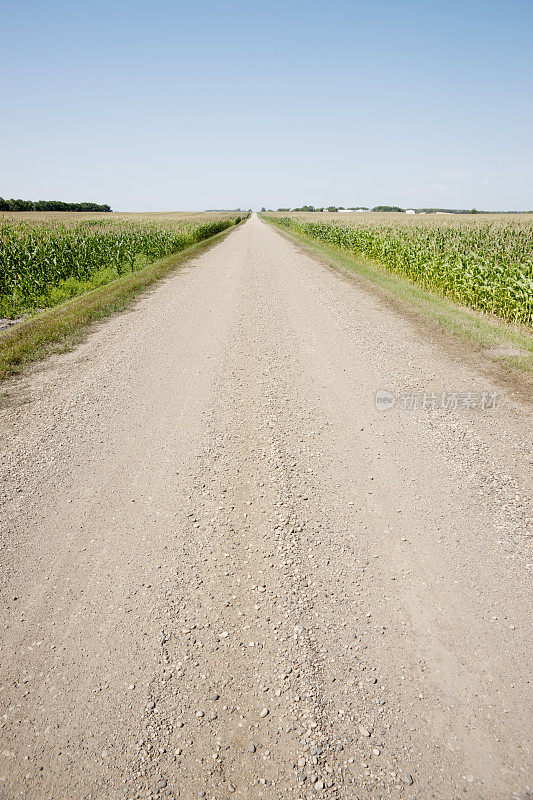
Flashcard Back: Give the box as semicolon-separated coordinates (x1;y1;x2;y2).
266;205;531;214
0;198;112;212
266;206;370;213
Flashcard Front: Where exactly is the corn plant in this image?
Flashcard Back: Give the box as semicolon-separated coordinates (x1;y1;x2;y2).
269;214;533;325
0;216;239;316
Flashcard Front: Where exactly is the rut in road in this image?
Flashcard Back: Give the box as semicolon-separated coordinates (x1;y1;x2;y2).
0;215;531;800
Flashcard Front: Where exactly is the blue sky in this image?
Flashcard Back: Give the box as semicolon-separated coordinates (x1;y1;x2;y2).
1;0;532;211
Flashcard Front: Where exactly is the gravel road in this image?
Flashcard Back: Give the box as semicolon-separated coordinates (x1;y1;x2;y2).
0;214;531;800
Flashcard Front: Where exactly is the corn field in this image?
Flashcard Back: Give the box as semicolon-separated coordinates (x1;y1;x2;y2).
0;214;242;316
268;213;533;325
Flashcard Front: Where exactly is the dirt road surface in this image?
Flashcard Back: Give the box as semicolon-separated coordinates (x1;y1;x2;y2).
0;214;531;800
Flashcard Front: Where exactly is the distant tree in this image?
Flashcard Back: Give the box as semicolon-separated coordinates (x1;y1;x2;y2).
327;206;338;212
261;207;266;212
372;205;404;212
277;208;290;212
0;198;112;212
10;199;34;211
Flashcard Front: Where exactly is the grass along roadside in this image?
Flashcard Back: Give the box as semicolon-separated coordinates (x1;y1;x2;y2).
264;213;532;325
263;216;533;385
0;214;241;318
0;222;242;380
